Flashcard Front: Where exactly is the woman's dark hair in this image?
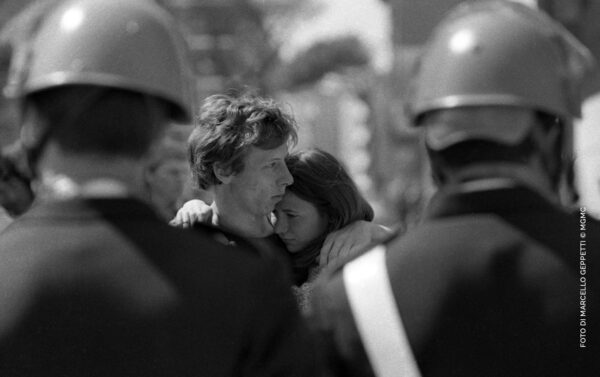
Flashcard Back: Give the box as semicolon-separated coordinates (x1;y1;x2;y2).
285;148;373;284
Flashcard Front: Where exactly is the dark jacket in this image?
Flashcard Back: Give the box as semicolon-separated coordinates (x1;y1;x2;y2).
0;197;318;377
310;183;599;377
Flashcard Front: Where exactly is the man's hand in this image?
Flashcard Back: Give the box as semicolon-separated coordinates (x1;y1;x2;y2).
319;221;400;266
169;199;213;228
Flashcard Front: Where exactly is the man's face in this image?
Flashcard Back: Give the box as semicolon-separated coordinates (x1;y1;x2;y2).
225;143;293;217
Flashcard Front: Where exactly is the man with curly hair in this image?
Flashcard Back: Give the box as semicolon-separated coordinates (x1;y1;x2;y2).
185;93;296;240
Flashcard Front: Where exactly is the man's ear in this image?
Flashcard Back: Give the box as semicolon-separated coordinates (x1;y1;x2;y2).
213;163;233;184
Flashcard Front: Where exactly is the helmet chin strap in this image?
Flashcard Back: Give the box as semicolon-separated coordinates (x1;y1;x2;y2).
558;157;578;207
554;121;579;207
526;117;578;207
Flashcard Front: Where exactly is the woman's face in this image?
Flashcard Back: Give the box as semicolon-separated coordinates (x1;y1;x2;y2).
273;191;328;253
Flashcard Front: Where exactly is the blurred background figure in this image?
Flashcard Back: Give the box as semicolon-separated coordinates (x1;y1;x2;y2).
144;124;190;221
0;141;33;231
3;0;600;230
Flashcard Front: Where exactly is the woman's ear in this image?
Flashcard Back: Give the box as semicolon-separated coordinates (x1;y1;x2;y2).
213;163;233;184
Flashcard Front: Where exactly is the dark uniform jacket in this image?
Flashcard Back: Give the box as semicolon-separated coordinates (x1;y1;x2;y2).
0;197;318;377
310;183;599;377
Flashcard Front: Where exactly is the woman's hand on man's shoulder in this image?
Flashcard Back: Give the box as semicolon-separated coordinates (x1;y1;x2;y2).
169;199;213;228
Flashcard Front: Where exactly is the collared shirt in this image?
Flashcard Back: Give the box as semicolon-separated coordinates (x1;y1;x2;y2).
37;172;129;200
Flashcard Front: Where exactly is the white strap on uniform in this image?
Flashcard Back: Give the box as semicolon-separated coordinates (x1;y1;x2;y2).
343;245;421;377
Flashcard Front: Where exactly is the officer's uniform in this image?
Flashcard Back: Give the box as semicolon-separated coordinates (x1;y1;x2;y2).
308;2;599;376
0;0;318;376
0;194;317;377
310;181;599;376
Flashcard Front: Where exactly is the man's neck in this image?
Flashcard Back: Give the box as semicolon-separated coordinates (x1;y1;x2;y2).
445;162;558;204
36;143;145;199
210;200;273;239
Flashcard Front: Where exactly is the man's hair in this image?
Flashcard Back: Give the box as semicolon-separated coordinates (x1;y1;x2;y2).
24;84;170;159
188;93;297;190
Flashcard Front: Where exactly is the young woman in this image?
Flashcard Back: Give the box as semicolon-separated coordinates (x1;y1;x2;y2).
274;148;375;310
275;150;373;278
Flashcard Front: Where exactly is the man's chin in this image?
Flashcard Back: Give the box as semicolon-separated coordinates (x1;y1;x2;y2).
267;196;283;211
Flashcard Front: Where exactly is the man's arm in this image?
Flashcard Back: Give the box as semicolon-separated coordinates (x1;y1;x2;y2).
319;222;401;266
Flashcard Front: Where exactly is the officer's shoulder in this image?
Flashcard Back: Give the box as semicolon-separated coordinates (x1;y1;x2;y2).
318;231;404;282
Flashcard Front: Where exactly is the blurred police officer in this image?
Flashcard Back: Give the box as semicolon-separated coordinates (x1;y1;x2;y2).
0;0;317;376
309;2;599;377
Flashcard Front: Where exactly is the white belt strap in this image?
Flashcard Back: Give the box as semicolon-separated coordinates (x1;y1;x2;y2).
343;245;421;377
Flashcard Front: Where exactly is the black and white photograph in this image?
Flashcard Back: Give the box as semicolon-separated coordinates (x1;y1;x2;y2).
0;0;598;376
